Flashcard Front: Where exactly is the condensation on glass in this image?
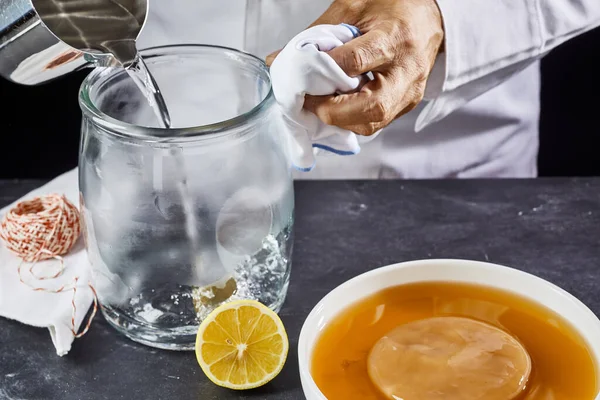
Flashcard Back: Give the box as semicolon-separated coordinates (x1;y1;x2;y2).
78;45;294;350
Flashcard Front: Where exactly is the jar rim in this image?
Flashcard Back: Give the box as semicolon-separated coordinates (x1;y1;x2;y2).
78;44;274;143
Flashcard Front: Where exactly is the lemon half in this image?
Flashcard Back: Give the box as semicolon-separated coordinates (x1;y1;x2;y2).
195;300;289;390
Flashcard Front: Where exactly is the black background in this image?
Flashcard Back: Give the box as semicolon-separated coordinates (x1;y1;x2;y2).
1;28;599;179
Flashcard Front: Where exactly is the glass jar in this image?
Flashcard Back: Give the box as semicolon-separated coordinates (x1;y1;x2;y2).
78;45;294;350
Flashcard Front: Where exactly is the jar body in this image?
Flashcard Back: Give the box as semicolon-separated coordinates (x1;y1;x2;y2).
78;46;294;350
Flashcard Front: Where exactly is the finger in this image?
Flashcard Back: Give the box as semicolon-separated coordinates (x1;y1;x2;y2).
304;74;400;128
305;92;384;136
327;29;394;76
265;49;282;66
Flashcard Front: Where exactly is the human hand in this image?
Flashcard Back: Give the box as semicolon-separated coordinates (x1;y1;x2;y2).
266;0;444;136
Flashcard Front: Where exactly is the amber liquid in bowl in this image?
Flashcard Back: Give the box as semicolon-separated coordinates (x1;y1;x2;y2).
311;282;598;400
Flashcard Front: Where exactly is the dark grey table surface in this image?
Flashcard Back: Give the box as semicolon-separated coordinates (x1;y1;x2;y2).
1;178;599;400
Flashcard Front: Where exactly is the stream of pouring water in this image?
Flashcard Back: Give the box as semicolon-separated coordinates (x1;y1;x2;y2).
125;54;206;285
126;55;172;129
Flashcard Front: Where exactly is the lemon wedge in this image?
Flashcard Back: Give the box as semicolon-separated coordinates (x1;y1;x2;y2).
195;300;289;390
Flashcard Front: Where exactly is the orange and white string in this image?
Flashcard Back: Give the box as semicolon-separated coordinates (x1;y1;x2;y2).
0;194;98;338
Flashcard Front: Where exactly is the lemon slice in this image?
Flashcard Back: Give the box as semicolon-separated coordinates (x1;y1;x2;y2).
195;300;289;390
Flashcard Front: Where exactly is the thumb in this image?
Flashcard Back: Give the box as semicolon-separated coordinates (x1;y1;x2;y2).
326;29;392;77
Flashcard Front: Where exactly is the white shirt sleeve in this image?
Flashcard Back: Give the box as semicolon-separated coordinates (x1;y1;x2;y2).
417;0;600;131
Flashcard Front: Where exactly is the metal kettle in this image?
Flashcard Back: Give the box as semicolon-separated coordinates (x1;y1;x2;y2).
0;0;147;85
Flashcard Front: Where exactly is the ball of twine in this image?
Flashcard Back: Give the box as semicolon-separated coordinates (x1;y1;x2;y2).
0;193;81;262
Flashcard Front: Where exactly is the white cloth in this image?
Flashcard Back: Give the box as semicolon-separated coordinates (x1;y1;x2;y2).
139;0;600;179
270;24;378;171
0;168;93;356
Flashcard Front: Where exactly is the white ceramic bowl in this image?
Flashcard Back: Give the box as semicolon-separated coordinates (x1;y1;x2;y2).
298;259;600;400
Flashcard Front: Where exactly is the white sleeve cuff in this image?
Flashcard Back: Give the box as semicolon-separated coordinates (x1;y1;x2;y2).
423;52;446;100
418;0;543;130
433;0;543;92
418;0;600;131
